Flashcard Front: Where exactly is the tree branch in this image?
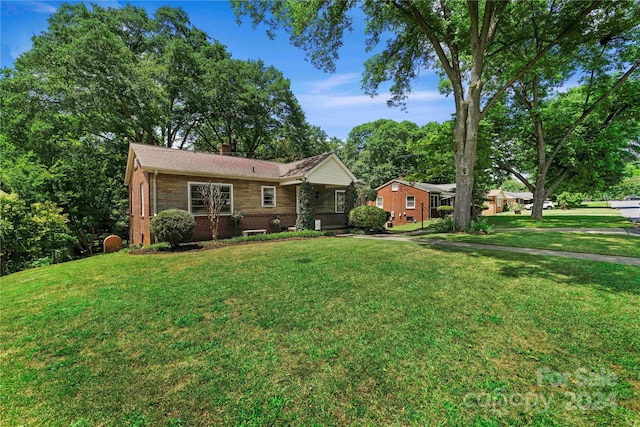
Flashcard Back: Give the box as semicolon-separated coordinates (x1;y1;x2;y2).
547;58;640;166
481;1;602;119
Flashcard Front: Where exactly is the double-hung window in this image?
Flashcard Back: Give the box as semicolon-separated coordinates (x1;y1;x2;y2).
189;182;233;216
406;195;415;209
376;196;384;209
262;186;276;207
140;183;145;217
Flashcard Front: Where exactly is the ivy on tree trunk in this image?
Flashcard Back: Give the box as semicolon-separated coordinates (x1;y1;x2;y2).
295;181;315;231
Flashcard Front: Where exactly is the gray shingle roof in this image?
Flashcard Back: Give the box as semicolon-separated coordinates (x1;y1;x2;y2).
128;143;331;181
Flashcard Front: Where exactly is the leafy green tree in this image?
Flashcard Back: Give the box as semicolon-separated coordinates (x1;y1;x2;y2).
193;58;311;158
0;191;72;275
492;77;640;218
234;0;624;228
406;121;455;185
501;179;527;193
487;3;640;218
339;119;426;188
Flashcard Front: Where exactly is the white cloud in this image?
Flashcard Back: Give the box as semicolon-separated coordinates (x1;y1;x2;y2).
297;89;454;139
29;2;57;14
308;73;360;94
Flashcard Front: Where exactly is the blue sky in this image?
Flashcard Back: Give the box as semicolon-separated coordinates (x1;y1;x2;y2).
1;0;454;140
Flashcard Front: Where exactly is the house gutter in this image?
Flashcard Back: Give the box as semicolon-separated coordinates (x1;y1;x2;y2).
153;170;158;216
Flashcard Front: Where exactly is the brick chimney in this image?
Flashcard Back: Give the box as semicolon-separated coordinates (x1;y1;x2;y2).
220;143;232;156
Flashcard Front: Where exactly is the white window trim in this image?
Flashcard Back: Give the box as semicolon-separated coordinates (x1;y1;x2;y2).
140;183;145;218
261;185;277;208
391;182;399;192
406;195;416;209
376;196;384;209
497;197;503;208
187;182;233;216
335;190;346;213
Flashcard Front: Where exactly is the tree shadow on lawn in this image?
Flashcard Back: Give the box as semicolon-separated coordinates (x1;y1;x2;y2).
416;242;640;295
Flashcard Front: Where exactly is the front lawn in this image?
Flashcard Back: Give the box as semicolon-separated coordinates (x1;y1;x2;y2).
2;238;639;426
387;219;440;232
420;231;640;258
488;208;631;228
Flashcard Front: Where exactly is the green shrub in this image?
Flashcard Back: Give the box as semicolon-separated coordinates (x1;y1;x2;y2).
436;205;454;218
0;191;73;275
467;218;494;234
348;206;387;232
430;217;456;233
556;192;586;209
149;209;196;248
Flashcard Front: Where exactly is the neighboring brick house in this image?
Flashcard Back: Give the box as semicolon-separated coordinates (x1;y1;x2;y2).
371;179;455;227
483;189;533;215
124;143;360;244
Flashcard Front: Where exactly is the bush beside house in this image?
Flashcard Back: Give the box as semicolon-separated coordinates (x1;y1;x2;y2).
349;206;387;232
149;209;196;248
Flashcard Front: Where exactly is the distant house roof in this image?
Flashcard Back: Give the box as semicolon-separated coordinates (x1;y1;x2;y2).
504;191;533;200
487;189;505;198
124;143;358;186
376;179;456;196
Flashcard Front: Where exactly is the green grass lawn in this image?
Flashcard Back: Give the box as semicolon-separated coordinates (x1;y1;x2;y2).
387;219;440;232
2;238;639;426
420;232;640;258
488;207;631;228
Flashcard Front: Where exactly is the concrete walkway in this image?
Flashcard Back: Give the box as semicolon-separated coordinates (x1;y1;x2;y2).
349;234;640;266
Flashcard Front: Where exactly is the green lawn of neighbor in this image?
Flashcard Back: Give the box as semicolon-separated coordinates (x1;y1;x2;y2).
487;207;631;228
2;238;639;426
420;231;640;258
386;219;440;232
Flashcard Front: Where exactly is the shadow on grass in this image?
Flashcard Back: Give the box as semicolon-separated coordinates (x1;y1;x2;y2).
488;215;631;228
416;242;640;295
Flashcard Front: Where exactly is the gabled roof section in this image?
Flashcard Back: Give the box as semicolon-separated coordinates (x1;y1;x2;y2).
124;144;359;186
279;153;333;179
376;178;453;194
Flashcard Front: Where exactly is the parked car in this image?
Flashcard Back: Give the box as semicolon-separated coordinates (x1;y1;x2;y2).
623;195;640;201
523;201;555;210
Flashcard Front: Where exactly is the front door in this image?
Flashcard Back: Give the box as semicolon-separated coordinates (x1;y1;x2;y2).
430;194;440;218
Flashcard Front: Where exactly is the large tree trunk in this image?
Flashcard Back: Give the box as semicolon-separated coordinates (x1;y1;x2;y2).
452;75;482;230
453;118;478;230
531;176;548;219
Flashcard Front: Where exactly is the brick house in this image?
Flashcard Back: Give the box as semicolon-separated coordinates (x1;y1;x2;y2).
371;179;455;227
124;143;360;244
482;190;533;215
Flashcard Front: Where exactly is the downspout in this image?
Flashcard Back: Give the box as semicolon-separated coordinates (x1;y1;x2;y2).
153;170;158;216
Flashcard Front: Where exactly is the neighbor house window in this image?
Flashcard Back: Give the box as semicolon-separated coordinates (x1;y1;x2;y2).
262;186;276;207
497;197;503;208
430;194;440;209
376;196;384;209
406;195;415;209
391;182;399;191
140;183;145;217
188;182;233;216
335;190;346;213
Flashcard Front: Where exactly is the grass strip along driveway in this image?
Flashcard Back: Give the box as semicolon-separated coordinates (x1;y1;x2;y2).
486;208;632;229
420;232;640;259
2;238;639;426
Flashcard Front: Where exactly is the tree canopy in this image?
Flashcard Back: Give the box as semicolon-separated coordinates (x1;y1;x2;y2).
1;3;333;271
234;0;639;227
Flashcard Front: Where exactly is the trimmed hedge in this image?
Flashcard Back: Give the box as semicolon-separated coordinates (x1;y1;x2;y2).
436;205;453;218
149;209;196;248
349;205;387;232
